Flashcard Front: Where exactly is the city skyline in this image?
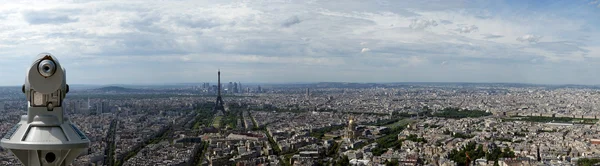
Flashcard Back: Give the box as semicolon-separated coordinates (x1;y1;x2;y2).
3;78;600;165
4;80;600;87
0;0;599;85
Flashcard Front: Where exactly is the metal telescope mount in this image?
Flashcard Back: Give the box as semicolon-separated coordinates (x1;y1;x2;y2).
1;53;90;166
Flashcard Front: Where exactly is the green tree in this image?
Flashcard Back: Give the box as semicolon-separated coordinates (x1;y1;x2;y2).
335;155;350;166
501;147;515;158
578;158;600;166
449;142;485;165
386;159;399;166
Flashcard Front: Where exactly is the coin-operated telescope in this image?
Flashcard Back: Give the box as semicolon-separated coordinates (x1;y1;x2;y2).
1;53;89;166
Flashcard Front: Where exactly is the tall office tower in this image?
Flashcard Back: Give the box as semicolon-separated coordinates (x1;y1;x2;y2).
306;88;310;99
213;70;225;113
228;82;233;94
96;103;102;115
239;82;243;93
233;82;238;93
258;85;262;93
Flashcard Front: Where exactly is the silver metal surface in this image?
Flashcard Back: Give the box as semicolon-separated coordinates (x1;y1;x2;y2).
38;59;56;77
1;53;90;166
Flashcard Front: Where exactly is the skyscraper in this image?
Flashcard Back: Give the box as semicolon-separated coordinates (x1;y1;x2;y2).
228;82;233;94
233;82;238;93
239;82;243;93
306;88;310;99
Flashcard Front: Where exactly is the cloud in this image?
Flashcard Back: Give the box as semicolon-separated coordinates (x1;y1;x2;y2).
475;15;492;19
405;56;426;65
531;41;589;55
440;20;453;25
471;9;493;19
282;16;301;27
517;34;542;43
481;34;503;39
0;0;598;85
590;0;599;5
120;13;169;33
22;10;79;25
176;17;220;29
409;19;438;30
456;25;478;33
361;48;371;53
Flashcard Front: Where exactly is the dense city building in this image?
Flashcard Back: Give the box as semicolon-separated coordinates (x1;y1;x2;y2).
1;82;600;165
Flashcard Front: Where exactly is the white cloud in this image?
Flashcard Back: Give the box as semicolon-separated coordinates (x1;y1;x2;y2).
0;0;597;85
22;9;79;25
517;34;542;43
405;56;426;66
282;15;301;27
457;25;478;33
440;20;453;25
481;34;503;39
409;19;438;30
361;48;370;53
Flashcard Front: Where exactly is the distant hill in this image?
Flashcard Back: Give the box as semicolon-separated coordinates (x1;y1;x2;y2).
94;86;142;93
315;82;382;88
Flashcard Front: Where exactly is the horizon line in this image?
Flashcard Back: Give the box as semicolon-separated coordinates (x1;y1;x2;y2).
0;81;599;88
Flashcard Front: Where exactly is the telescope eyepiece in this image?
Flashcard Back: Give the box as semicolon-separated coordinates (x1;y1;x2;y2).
38;59;56;77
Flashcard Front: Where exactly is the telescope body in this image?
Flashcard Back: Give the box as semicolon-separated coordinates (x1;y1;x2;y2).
1;53;90;166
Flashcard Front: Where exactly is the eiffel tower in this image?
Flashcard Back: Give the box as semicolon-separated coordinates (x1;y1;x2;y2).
213;70;225;115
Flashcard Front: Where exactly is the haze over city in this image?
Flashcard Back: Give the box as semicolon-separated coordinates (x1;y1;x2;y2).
0;0;599;85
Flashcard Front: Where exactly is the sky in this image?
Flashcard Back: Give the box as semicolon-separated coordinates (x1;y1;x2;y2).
0;0;599;85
